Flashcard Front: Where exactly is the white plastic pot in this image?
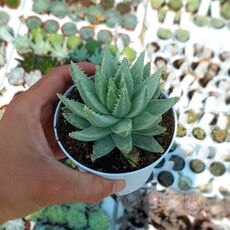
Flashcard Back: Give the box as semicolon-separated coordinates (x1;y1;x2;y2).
54;85;177;195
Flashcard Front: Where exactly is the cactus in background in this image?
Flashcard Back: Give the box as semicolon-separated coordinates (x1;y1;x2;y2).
168;0;182;11
59;50;178;166
88;209;111;230
3;0;20;8
32;0;49;14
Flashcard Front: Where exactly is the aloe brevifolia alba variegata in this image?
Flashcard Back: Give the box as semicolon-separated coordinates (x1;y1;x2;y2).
58;50;179;167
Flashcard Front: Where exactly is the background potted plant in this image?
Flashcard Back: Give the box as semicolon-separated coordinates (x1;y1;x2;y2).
54;49;178;195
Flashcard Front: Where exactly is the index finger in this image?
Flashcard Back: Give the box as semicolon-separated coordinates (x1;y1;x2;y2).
26;62;95;104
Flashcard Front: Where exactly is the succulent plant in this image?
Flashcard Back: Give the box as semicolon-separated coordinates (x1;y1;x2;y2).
7;67;25;86
29;28;50;56
178;177;191;191
150;0;165;9
210;18;225;29
88;210;110;230
174;29;190;42
194;16;209;27
176;124;187;137
168;0;182;11
32;0;50;14
121;13;138;30
209;162;225;176
170;155;185;171
16;55;56;75
104;8;120;28
43;20;59;33
0;11;10;26
122;47;137;62
119;33;131;46
157;28;172;40
88;48;103;65
211;127;227;143
48;33;65;47
67;35;82;49
50;1;69;19
79;26;94;40
66;207;87;229
85;39;101;54
87;5;105;24
157;8;167;22
24;70;42;87
221;2;230;20
25;16;42;31
116;2;131;15
0;219;24;230
157;171;174;187
185;109;197;123
174;12;181;24
189;159;205;173
100;0;114;9
186;0;200;13
192;127;206;140
50;40;69;61
61;22;77;36
63;158;77;169
97;30;112;43
0;44;6;67
3;0;20;8
13;35;32;55
58;51;178;166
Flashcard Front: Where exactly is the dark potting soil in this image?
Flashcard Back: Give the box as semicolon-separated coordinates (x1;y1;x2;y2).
57;88;175;173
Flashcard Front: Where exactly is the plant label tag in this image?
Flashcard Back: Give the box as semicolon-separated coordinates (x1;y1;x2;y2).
180;12;190;29
211;1;220;18
198;0;211;15
163;11;175;28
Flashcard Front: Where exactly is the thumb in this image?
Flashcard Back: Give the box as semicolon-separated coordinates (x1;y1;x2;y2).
38;159;125;206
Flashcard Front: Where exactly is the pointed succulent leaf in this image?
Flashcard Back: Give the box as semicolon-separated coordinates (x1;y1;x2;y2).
58;94;85;118
84;106;120;127
63;113;90;129
112;84;131;118
132;125;166;136
62;106;71;113
95;67;107;105
101;48;116;79
92;136;115;161
127;86;148;118
125;150;140;167
147;97;179;115
134;66;164;102
143;62;151;79
120;58;133;98
132;135;163;153
130;51;145;86
106;78;118;112
114;63;122;85
69;126;111;141
152;84;162;99
70;62;109;114
132;112;161;131
111;119;132;137
111;133;132;154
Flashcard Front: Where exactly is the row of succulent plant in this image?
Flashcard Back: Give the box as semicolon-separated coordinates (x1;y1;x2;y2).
151;0;230;23
26;202;110;230
32;0;138;30
0;0;21;9
118;189;230;230
157;27;190;42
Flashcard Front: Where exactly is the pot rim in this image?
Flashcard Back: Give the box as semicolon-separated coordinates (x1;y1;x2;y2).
54;85;177;177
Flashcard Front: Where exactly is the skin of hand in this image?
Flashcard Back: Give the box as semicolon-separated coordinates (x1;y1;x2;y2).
0;62;125;223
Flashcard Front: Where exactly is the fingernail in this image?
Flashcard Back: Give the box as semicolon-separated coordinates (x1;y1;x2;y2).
112;180;126;194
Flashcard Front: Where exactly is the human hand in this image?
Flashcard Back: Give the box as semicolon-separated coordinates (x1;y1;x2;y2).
0;63;125;223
